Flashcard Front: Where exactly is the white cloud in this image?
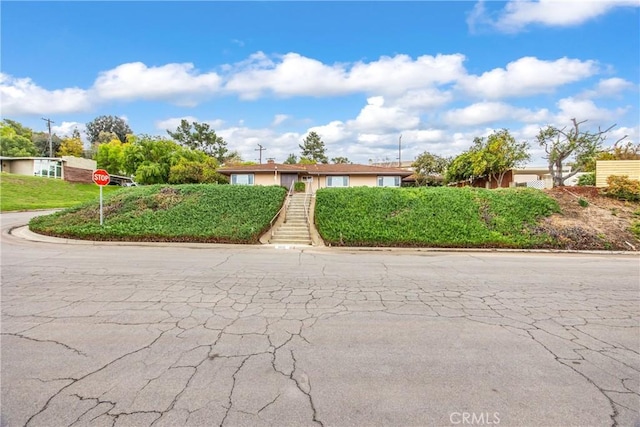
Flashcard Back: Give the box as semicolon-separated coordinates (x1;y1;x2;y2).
606;126;640;146
225;52;466;99
595;78;635;95
271;114;290;126
345;54;466;95
0;73;91;115
155;116;225;132
459;57;598;99
51;121;85;138
443;101;551;126
469;0;639;33
554;97;627;124
308;121;353;145
348;96;421;132
579;77;635;99
224;53;348;99
217;126;302;162
94;62;221;105
393;88;454;111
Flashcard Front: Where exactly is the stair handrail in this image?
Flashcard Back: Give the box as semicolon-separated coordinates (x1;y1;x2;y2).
303;190;311;229
269;181;295;238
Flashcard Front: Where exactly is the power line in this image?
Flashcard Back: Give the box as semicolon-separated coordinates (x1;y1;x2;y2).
255;144;267;164
41;117;55;157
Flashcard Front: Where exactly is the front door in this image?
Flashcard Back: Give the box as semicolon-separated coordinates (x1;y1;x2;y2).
280;173;297;190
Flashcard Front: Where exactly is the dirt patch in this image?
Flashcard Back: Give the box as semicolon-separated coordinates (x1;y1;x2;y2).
136;187;183;212
540;186;640;251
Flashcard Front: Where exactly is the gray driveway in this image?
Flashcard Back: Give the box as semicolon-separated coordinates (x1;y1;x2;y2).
1;211;639;426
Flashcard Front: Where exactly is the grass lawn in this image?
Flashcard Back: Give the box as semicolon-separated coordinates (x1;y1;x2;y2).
315;186;561;248
1;173;122;212
29;184;287;244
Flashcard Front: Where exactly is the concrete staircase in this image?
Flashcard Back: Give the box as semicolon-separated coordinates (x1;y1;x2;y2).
270;193;312;245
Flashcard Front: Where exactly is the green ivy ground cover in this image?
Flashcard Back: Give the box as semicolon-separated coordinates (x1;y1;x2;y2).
29;184;287;243
315;187;560;248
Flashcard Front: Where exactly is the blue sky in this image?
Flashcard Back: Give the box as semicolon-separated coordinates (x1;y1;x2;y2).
2;1;638;164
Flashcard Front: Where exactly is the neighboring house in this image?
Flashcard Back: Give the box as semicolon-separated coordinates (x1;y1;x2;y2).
459;166;578;189
218;161;413;192
596;160;640;187
0;156;97;183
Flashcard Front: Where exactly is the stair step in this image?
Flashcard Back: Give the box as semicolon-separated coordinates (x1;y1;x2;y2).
270;239;312;245
268;194;314;245
274;233;310;239
274;227;310;233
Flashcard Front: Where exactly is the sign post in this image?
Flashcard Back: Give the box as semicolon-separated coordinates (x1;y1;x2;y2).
92;169;110;225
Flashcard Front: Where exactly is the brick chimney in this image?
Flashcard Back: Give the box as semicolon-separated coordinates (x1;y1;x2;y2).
267;159;275;164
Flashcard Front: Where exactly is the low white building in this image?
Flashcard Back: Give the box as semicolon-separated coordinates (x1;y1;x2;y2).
0;156;97;183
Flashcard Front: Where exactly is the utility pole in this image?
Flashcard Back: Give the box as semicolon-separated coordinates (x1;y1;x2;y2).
398;134;402;167
41;117;55;157
255;144;266;164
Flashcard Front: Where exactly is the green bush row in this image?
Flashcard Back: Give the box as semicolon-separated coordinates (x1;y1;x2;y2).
315;187;560;248
29;184;286;243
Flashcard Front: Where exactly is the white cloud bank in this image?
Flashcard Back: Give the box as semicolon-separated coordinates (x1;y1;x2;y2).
458;57;598;99
1;50;635;165
469;0;639;33
224;52;466;99
94;62;222;106
0;52;607;116
0;73;91;115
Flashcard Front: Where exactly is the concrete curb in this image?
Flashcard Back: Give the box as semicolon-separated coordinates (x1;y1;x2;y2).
9;225;639;256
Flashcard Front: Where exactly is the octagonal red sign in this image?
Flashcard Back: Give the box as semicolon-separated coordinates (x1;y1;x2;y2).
93;169;111;186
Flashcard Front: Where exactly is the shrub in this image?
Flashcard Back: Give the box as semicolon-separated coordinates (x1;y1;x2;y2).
604;175;640;201
29;184;286;243
294;181;306;192
577;173;595;186
315;187;559;248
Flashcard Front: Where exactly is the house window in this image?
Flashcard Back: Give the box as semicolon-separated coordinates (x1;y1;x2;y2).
231;173;254;185
377;176;401;187
326;176;349;187
33;159;62;179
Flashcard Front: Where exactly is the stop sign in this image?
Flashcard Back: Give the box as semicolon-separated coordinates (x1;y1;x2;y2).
93;169;111;186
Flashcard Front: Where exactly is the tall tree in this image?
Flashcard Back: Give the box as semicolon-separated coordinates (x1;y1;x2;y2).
86;115;132;144
57;136;84;157
444;151;476;184
412;152;450;186
223;150;243;165
121;134;226;184
284;153;298;164
2;119;33;140
169;157;227;184
0;123;38;157
472;129;530;187
167;120;228;163
537;118;622;187
96;138;128;175
32;132;63;157
299;131;328;164
331;156;352;164
299;157;317;165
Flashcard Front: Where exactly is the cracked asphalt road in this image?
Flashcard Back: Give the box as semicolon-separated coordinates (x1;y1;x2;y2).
1;211;639;427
